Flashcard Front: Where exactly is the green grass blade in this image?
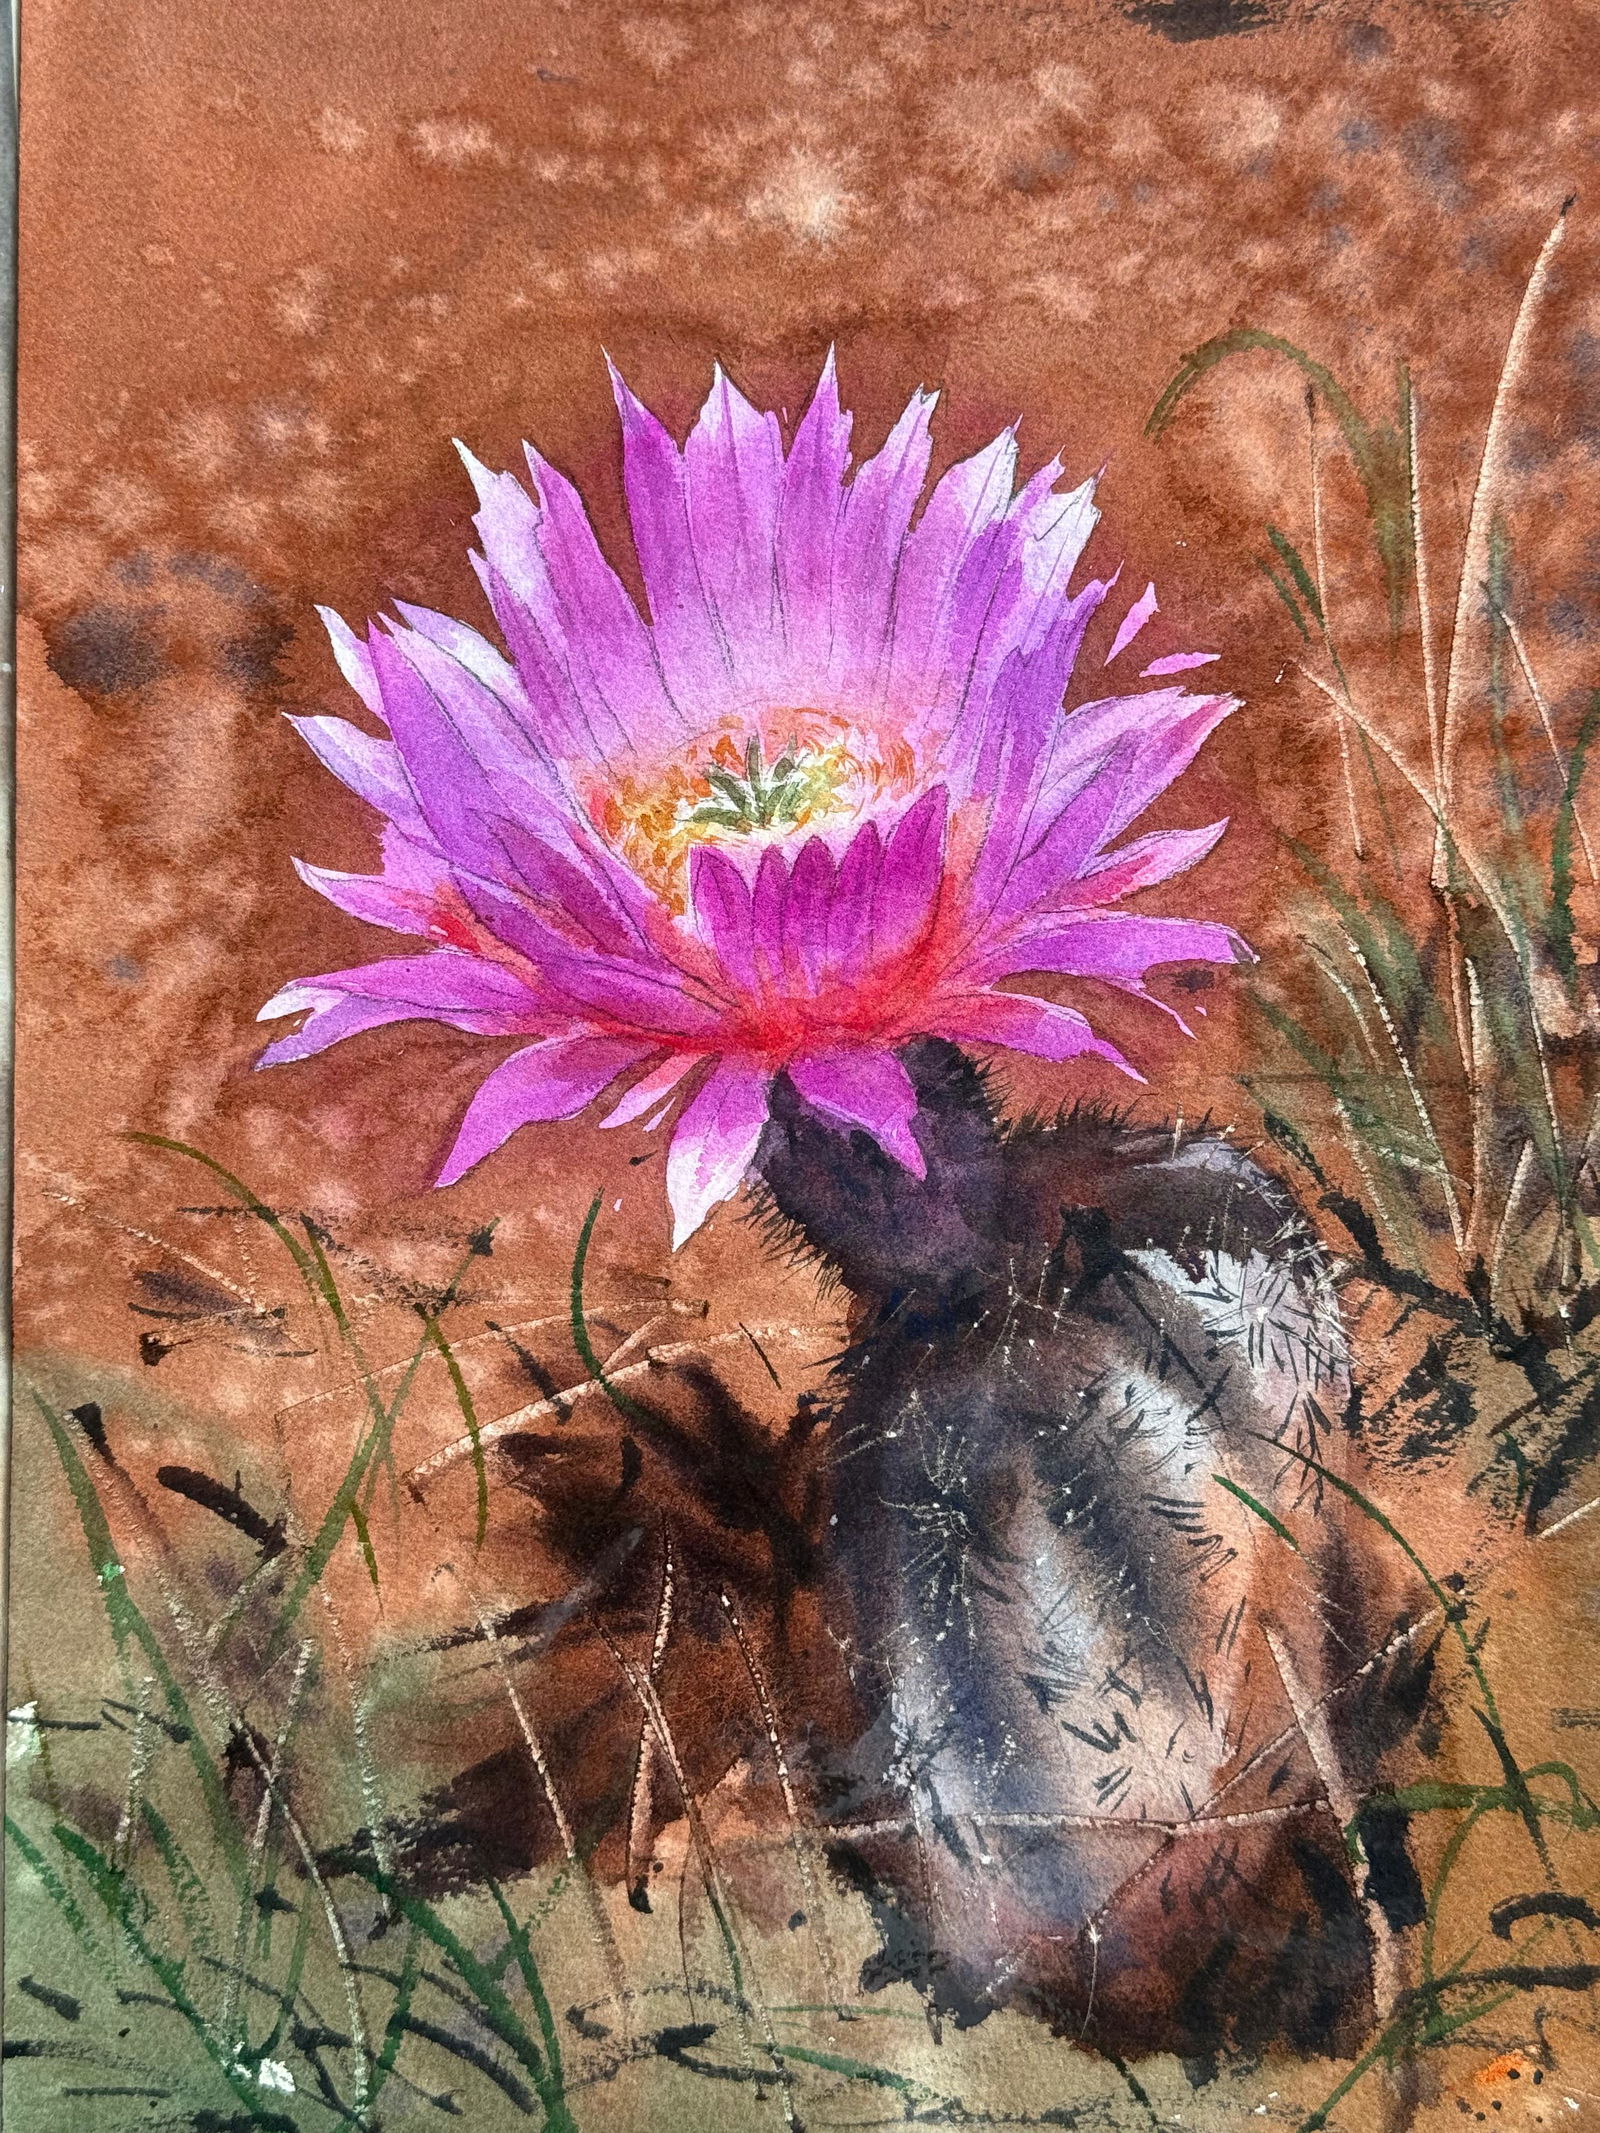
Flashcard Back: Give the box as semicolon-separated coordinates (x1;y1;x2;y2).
1147;327;1413;628
1266;526;1325;626
1549;693;1600;983
367;1925;422;2109
426;1319;489;1550
1213;1474;1300;1551
141;1800;219;1956
485;1881;566;2109
1256;555;1312;640
259;1238;483;1663
348;1498;380;1592
31;1389;249;1888
1286;841;1444;1042
341;1862;575;2133
571;1193;652;1429
52;1823;290;2129
776;2041;938;2101
124;1134;319;1298
1251;998;1435;1170
6;1812;101;1947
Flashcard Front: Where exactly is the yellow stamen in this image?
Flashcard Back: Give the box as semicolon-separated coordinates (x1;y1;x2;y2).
589;711;918;909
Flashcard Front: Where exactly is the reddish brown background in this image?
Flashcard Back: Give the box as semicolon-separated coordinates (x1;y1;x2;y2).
16;0;1600;1455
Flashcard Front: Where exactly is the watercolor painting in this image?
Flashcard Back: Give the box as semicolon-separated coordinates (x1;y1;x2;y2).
11;3;1600;2128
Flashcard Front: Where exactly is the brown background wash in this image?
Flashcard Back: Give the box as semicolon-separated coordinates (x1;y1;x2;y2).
19;0;1600;1310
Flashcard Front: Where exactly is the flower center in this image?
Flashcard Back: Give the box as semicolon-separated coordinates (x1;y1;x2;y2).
589;712;918;909
684;732;841;837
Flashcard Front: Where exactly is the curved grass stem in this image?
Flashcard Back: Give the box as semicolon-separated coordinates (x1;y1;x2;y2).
1441;200;1573;811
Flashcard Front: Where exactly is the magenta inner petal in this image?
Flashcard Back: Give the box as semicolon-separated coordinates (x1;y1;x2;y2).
436;1035;654;1188
787;1048;927;1177
1141;650;1220;677
1105;581;1159;665
690;845;760;997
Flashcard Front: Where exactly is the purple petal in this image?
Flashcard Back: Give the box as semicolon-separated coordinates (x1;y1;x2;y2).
1078;819;1229;901
906;467;1100;771
1042;689;1239;845
957;578;1111;815
317;606;384;719
292;826;453;939
821;819;882;983
956;587;1115;918
886;430;1019;710
436;1035;654;1187
870;787;948;969
261;950;539;1015
978;739;1141;926
516;445;689;755
927;990;1140;1077
780;835;836;993
393;599;527;711
255;950;542;1065
449;883;727;1038
972;914;1253;1026
288;714;430;840
787;1047;926;1175
372;624;646;933
682;366;787;702
368;628;547;877
1105;582;1158;664
829;387;937;703
1000;466;1100;660
751;844;789;986
256;992;435;1067
777;353;852;682
486;817;649;959
528;953;727;1040
1141;651;1220;677
609;362;735;720
524;443;690;750
690;844;759;997
457;442;683;767
664;1056;774;1248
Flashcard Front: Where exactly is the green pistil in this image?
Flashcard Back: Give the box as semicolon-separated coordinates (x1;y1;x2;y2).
685;734;823;835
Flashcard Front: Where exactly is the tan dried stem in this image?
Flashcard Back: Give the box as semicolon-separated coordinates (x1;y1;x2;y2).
600;1628;800;2128
406;1321;835;1487
1493;597;1599;883
1440;199;1573;812
1409;384;1445;817
52;1412;379;2115
718;1585;848;2013
1488;1139;1536;1307
1342;929;1466;1254
1308;393;1365;860
1296;662;1524;968
1263;1624;1404;2026
1298;660;1571;1258
461;1581;633;2033
218;1640;315;2061
1410;386;1487;1238
625;1525;676;1913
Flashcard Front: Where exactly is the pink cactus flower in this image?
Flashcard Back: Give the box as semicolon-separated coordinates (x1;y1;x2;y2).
260;357;1247;1245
